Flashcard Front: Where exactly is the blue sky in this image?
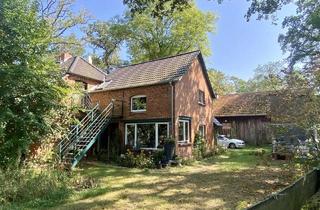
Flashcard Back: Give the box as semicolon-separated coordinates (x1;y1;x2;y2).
73;0;295;80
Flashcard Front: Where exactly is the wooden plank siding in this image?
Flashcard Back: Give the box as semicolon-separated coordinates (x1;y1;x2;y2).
217;116;271;145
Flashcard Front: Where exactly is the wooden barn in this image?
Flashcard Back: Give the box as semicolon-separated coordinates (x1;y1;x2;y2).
213;92;271;145
213;90;311;145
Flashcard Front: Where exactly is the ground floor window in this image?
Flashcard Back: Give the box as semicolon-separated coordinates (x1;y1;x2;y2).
178;119;190;143
199;125;206;139
125;122;169;149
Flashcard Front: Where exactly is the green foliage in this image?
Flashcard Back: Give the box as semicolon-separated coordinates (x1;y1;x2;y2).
163;136;175;145
85;1;216;64
119;150;155;168
0;0;75;169
53;34;85;56
207;69;236;95
84;19;128;68
193;133;206;160
0;168;70;206
246;0;319;69
126;2;216;63
152;150;165;165
246;61;286;92
123;0;191;17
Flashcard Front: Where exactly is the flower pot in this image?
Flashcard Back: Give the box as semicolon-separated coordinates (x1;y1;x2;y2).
164;143;175;163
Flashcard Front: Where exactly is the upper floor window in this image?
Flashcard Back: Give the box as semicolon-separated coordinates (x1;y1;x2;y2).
198;90;205;105
131;95;147;112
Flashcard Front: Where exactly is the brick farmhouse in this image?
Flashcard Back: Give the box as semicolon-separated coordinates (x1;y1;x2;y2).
62;51;220;158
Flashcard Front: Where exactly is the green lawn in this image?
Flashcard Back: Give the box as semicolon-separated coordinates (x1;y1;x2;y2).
4;146;301;210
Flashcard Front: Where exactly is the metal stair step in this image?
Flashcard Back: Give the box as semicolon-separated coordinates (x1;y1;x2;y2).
58;101;114;169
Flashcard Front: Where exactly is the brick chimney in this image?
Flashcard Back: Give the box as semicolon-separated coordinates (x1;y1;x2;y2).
88;55;93;64
59;52;73;63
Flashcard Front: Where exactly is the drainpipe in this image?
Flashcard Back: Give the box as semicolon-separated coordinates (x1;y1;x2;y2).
170;81;175;138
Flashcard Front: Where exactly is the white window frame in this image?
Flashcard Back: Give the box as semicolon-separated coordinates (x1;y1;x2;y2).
178;120;190;143
125;123;137;147
131;95;147;112
198;90;205;105
125;122;169;149
199;124;206;139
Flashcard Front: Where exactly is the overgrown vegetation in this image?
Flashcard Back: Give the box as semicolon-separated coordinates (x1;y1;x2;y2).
31;146;299;210
0;168;70;206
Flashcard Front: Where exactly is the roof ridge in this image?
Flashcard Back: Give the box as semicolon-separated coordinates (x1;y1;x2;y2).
220;90;281;97
116;50;200;69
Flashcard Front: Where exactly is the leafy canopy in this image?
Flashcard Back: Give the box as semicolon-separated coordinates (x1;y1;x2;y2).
0;0;65;168
85;1;216;65
126;2;216;63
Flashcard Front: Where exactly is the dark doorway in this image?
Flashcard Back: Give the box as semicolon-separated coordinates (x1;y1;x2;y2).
97;123;121;162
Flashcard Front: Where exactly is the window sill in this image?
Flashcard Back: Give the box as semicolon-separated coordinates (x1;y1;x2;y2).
177;142;192;147
131;110;146;113
127;147;164;151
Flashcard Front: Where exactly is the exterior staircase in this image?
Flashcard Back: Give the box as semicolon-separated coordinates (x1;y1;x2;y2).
58;101;114;168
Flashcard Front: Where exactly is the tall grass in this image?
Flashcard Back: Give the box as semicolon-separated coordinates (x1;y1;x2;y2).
0;168;71;208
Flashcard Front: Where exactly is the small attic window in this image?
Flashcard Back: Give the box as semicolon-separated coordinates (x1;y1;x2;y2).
131;95;147;112
198;90;205;105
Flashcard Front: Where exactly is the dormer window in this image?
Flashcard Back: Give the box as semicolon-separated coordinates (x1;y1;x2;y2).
198;90;205;105
131;95;147;112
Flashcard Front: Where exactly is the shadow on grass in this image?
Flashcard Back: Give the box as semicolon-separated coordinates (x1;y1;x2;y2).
7;145;293;210
54;146;295;210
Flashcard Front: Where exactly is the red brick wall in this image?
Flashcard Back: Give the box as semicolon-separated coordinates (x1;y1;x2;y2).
88;58;215;158
174;58;215;157
90;84;172;120
89;84;172;153
64;74;102;90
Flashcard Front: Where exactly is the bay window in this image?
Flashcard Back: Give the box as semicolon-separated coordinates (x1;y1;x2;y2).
125;122;169;149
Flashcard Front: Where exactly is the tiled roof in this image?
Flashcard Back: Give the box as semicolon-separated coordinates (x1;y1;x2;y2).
213;92;271;117
94;51;202;91
61;57;106;82
213;90;310;121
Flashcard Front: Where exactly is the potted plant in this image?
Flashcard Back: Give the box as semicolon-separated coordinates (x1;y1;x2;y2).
164;136;175;163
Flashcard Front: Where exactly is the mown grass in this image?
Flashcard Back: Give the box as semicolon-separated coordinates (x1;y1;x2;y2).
2;145;300;210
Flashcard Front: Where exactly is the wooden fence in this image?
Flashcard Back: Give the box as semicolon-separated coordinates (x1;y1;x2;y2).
247;169;320;210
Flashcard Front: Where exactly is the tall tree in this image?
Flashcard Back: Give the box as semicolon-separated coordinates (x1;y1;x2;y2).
126;0;319;71
207;69;236;95
125;2;216;63
0;0;65;168
84;19;128;68
245;0;320;72
123;0;191;17
37;0;89;56
246;61;286;92
85;2;216;64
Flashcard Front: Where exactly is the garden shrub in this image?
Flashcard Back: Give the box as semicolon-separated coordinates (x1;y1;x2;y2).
118;150;155;169
193;133;206;160
152;150;165;165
